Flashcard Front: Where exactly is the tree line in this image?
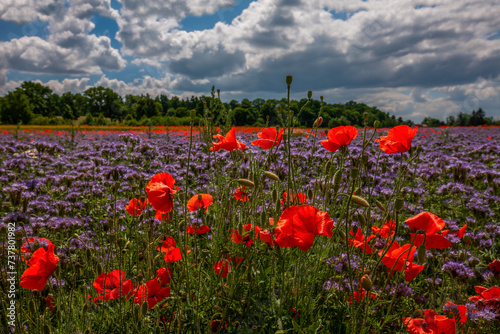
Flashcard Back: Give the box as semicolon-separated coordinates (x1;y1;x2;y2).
1;80;494;128
422;109;497;127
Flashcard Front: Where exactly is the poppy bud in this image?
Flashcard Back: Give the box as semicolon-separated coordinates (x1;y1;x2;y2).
96;263;103;274
375;200;386;212
29;300;36;314
373;120;380;128
462;235;472;244
313;117;323;128
86;248;92;259
190;109;196;121
417;244;426;263
307;188;314;201
141;301;149;316
458;251;467;261
260;211;266;226
272;189;278;203
362;154;368;165
238;179;255;188
351;167;359;178
286;75;293;86
338;229;346;242
363;112;369;122
325;161;332;174
333;169;342;185
333;184;340;194
469;258;479;267
360;275;373;291
307;90;312;100
394;197;404;211
275;197;281;212
351;195;370;208
264;171;280;181
357;213;366;227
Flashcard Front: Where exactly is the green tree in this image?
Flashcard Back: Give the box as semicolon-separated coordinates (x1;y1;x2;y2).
0;88;34;124
84;86;123;120
132;95;162;119
20;81;53;117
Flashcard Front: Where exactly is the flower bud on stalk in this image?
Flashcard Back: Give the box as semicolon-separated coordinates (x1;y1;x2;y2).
307;188;314;201
360;274;373;291
272;189;278;203
395;197;404;211
29;300;36;314
260;211;266;226
190;109;196;121
375;200;386;212
264;171;280;181
417;244;426;263
307;90;312;100
313;117;323;128
286;75;293;86
333;169;342;185
357;213;366;227
351;167;359;178
351;195;370;208
238;179;255;188
338;230;346;242
275;197;281;212
373;120;380;128
141;301;149;316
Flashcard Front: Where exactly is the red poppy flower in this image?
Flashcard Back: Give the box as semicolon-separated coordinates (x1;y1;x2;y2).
210;127;246;152
21;237;53;263
259;229;274;248
348;288;376;304
274;205;334;251
251;127;284;149
371;219;396;239
187;194;213;213
403;309;456;334
404;261;425;282
93;270;133;301
156;236;182;263
231;224;262;247
20;244;59;291
406;212;445;235
155;267;173;286
380;241;416;272
375;125;418;154
186;224;211;235
320;126;358;152
281;190;308;208
469;286;500;303
214;257;244;278
145;173;179;213
234;186;249;202
126;198;149;216
348;229;376;254
133;279;171;309
489;259;500;277
406;212;451;250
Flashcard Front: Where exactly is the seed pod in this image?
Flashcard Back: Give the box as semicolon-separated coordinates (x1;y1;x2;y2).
351;167;359;178
333;184;340;194
360;275;373;291
307;90;312;100
373;120;380;128
272;189;278;203
264;171;280;181
417;244;426;264
141;301;149;316
275;197;281;212
29;300;36;314
395;197;404;211
357;213;366;227
351;195;370;208
375;200;386;212
338;230;346;242
238;179;255;188
286;75;293;86
260;210;266;226
307;188;314;201
333;169;342;185
325;161;332;174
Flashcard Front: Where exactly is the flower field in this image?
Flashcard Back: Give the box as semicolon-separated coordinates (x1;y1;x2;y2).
1;123;499;333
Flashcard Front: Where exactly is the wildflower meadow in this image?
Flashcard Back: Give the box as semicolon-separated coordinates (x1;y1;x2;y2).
1;80;500;333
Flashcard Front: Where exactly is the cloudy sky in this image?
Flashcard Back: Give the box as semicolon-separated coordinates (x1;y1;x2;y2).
1;0;499;121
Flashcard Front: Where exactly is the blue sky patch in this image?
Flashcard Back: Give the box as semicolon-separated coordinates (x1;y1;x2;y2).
0;20;49;41
89;13;121;49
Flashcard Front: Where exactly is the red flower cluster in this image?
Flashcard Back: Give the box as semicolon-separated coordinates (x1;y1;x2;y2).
375;125;418;154
252;127;284;149
371;219;396;239
146;173;179;214
403;309;455;334
320;126;358;152
133;279;171;309
211;127;246;152
186;224;210;235
234;186;249;202
348;228;375;254
156;236;182;263
20;243;59;291
231;224;262;247
91;270;133;302
274;205;334;251
281;190;308;208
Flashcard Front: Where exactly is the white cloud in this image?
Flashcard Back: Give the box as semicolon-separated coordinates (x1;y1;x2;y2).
0;0;64;24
